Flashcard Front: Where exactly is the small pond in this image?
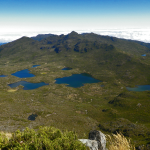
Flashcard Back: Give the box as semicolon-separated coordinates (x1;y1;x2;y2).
126;85;150;92
8;81;49;90
11;69;35;78
28;114;38;121
62;67;72;70
0;75;7;77
32;65;40;68
141;54;146;56
55;73;101;88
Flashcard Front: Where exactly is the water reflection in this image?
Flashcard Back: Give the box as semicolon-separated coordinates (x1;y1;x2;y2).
126;85;150;91
8;81;49;90
55;73;101;88
32;65;40;68
62;67;72;70
11;69;35;78
0;75;7;77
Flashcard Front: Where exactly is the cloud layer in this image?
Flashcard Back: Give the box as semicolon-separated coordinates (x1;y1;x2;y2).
93;28;150;43
0;28;150;43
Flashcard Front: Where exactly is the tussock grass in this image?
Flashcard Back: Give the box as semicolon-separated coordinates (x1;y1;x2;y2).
40;72;47;74
107;133;135;150
7;89;18;92
0;131;12;144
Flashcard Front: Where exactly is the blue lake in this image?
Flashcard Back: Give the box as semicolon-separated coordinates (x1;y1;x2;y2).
55;73;101;88
126;85;150;92
0;75;7;77
141;54;146;56
32;65;40;68
8;81;49;90
11;69;35;78
62;67;72;70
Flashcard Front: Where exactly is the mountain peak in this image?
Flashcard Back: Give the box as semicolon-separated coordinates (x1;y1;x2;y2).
69;31;78;35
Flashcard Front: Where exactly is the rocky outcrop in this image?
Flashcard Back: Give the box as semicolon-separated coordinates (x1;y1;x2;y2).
79;130;106;150
89;130;106;150
79;139;99;150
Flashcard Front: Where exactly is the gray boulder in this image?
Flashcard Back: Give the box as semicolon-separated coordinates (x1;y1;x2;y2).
89;130;106;150
79;130;106;150
79;139;98;150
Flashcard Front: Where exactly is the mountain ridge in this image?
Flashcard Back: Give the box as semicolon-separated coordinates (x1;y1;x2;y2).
0;31;150;86
31;33;55;41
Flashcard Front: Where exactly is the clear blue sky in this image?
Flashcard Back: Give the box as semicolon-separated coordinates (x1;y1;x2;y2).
0;0;150;35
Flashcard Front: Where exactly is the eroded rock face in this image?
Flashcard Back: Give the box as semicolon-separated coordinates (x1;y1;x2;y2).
79;130;106;150
89;130;106;150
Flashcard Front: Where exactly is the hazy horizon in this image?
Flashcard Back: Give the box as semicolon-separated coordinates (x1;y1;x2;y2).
0;0;150;43
1;28;150;44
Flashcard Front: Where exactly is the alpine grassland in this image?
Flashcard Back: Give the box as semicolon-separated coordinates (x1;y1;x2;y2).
0;32;150;148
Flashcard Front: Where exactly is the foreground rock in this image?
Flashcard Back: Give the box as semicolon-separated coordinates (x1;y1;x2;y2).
79;139;99;150
89;130;106;150
79;130;106;150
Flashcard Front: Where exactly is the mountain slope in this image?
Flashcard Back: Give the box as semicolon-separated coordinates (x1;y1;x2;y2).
0;32;150;85
0;32;150;147
38;31;150;55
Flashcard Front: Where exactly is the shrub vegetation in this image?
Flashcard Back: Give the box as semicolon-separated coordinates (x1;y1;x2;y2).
0;126;87;150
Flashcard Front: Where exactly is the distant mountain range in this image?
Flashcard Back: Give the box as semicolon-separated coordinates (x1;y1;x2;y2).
31;31;150;51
